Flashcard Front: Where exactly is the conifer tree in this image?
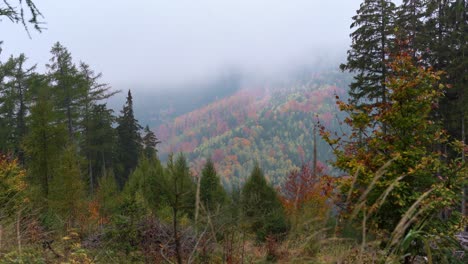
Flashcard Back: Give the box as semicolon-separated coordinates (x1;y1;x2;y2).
78;62;118;193
84;104;116;193
165;154;195;264
395;0;430;59
341;0;396;110
96;170;120;220
142;125;160;159
115;90;142;188
124;155;166;214
0;54;35;161
48;144;86;229
46;42;85;140
24;77;66;196
200;158;227;213
241;163;288;241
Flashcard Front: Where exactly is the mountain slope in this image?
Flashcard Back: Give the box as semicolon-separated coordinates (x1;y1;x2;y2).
156;72;349;187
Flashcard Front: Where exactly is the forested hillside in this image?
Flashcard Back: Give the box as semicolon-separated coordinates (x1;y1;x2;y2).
156;72;350;186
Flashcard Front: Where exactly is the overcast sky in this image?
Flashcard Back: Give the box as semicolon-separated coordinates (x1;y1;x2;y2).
2;0;369;89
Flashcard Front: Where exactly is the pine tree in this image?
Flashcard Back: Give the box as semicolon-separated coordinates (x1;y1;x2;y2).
115;90;142;188
341;0;396;111
241;163;288;241
142;125;160;159
200;158;227;213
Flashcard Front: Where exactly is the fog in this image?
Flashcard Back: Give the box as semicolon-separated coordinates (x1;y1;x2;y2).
2;0;366;89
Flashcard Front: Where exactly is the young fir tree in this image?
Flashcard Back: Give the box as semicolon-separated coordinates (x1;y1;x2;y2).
142;125;161;159
115;90;142;188
341;0;396;111
48;144;86;229
96;169;120;220
164;153;195;264
200;158;227;213
241;163;288;241
124;155;166;214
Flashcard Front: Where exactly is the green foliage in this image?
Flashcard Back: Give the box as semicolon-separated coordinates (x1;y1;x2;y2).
96;170;120;219
340;0;396;107
116;90;142;188
165;153;196;218
0;54;35;161
24;78;67;196
200;158;227;212
48;144;86;229
0;0;43;33
241;163;289;241
82;103;116;193
0;248;46;264
323;48;464;259
47;42;87;140
107;194;147;255
142;125;160;159
78;62;117;194
124;155;166;214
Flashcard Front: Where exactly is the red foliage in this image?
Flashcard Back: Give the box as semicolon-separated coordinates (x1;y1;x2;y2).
280;163;334;218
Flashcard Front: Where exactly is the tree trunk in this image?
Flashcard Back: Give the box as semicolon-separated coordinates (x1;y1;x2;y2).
173;206;182;264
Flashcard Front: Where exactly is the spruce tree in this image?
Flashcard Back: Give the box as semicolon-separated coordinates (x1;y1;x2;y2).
241;163;288;241
200;158;227;213
115;90;142;188
341;0;396;109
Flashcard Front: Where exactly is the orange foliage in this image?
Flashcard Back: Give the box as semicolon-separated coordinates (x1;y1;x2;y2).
279;163;334;219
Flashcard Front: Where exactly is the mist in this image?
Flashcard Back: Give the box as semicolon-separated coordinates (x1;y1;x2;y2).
2;0;366;90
